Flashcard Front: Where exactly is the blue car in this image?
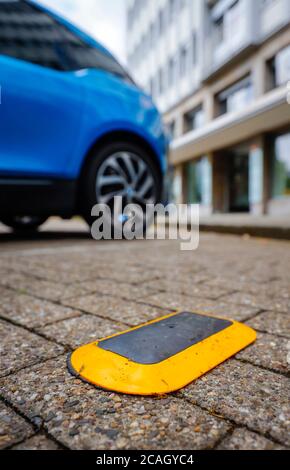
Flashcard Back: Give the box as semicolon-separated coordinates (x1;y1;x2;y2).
0;0;166;232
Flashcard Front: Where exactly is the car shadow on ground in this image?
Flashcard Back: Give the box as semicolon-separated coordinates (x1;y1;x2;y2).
0;230;92;243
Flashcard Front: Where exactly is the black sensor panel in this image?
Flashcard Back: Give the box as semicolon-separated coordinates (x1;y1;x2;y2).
99;311;232;364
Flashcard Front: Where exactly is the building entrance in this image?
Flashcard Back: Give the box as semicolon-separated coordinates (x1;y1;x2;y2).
228;153;250;213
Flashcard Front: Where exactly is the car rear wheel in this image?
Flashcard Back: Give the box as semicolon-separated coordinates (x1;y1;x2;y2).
0;216;48;232
81;142;162;236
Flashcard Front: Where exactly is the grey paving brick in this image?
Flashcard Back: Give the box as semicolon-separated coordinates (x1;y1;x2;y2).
94;266;161;285
0;320;64;377
0;291;81;328
247;311;290;338
0;403;33;449
0;356;230;450
220;292;290;314
139;279;230;300
160;272;210;284
218;428;286;450
38;315;125;349
74;279;160;302
208;278;290;300
0;272;96;302
180;360;290;446
140;292;260;321
62;296;168;326
236;332;290;375
12;434;61;450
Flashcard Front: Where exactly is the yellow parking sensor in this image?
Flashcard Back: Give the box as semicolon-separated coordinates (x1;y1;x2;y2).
68;311;256;396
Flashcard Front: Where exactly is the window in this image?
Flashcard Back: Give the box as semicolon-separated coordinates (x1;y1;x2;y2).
149;78;154;97
168;56;177;87
150;23;155;47
179;45;189;77
184;106;205;133
216;76;253;116
192;33;197;66
267;45;290;90
158;67;167;95
167;121;176;140
0;0;129;80
271;132;290;198
127;5;134;28
169;0;176;24
158;8;166;36
151;75;160;99
180;0;187;9
212;0;245;57
214;16;224;44
187;160;203;204
261;0;278;7
129;0;143;26
154;18;159;41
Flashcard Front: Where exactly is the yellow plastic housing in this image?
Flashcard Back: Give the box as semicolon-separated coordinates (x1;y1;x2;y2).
68;311;256;396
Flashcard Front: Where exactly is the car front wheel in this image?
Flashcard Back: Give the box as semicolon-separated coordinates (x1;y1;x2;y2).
81;142;162;236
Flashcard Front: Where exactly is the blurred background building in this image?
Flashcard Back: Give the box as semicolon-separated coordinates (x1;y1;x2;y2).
126;0;290;216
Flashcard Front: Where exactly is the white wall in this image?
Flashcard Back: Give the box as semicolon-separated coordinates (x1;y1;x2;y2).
126;0;204;112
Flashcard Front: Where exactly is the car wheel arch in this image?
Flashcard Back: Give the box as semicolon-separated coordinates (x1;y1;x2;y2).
76;130;163;208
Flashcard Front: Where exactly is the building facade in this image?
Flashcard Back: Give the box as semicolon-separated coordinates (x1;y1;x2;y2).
126;0;290;215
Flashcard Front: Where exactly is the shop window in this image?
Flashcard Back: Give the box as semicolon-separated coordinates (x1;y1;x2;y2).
187;160;203;204
271;133;290;198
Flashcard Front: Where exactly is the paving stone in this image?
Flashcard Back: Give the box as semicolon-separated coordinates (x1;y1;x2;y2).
0;403;33;449
160;272;210;284
140;292;260;321
195;301;261;322
74;279;160;302
25;261;161;286
12;434;61;450
218;428;286;450
236;332;290;375
38;315;125;349
62;296;168;326
179;360;290;446
0;320;64;377
0;292;81;328
0;356;230;450
138;279;230;300
94;266;161;285
220;292;290;314
15;262;109;285
0;272;97;302
247;312;290;338
208;278;290;300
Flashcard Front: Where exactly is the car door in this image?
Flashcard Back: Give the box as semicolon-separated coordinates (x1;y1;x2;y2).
0;1;85;179
0;55;84;178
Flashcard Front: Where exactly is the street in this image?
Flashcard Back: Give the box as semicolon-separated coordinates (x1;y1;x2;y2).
0;220;289;450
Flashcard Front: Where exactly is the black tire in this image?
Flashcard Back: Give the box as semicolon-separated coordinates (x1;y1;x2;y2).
80;141;162;235
0;216;48;232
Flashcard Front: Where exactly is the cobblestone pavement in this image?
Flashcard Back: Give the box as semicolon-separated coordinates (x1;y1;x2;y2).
0;223;289;450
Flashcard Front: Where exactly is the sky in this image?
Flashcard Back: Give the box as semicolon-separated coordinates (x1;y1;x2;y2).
38;0;127;64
